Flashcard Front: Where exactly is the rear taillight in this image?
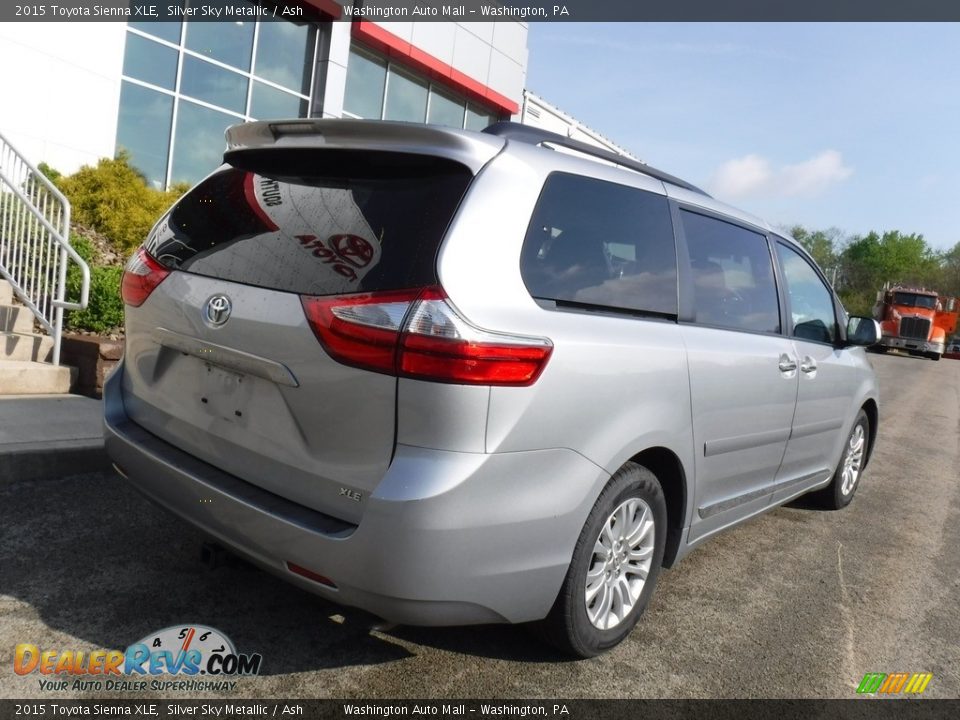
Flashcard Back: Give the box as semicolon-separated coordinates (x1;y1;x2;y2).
300;288;422;374
122;247;170;307
301;286;552;386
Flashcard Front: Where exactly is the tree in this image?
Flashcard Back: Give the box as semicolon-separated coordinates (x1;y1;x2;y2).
840;230;939;291
785;224;843;275
836;230;942;314
939;242;960;298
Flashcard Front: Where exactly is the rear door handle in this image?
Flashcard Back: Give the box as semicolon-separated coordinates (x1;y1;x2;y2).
800;356;818;374
778;354;797;373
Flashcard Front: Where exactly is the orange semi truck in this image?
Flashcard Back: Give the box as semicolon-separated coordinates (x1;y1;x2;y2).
873;285;959;361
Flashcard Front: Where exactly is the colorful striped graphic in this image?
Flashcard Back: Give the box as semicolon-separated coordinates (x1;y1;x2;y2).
857;672;933;694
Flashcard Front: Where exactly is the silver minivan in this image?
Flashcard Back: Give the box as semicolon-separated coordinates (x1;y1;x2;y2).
104;120;880;657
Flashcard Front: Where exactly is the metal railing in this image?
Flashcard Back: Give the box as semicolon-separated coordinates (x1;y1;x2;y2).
0;130;89;365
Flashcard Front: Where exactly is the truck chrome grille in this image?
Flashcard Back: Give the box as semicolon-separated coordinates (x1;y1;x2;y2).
899;316;931;340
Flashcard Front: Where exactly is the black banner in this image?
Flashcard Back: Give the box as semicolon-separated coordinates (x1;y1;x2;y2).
1;700;959;720
5;0;960;23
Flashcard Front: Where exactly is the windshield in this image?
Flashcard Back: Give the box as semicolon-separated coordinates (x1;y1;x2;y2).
892;292;937;309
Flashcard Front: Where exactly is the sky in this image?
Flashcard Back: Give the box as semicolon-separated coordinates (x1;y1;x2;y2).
525;23;960;251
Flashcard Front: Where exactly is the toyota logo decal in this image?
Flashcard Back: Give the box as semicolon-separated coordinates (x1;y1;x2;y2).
204;294;232;327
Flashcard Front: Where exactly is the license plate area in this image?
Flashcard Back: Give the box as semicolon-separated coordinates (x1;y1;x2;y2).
199;362;254;423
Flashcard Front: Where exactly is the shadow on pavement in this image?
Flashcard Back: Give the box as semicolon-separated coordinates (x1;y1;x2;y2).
0;472;570;675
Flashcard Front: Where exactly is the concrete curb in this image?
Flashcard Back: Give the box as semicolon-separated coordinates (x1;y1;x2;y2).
0;439;111;484
0;394;110;483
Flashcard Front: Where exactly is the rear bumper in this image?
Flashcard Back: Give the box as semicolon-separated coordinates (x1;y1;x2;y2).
880;336;944;355
103;364;608;626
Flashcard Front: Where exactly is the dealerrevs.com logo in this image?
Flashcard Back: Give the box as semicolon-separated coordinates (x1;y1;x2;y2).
14;625;262;693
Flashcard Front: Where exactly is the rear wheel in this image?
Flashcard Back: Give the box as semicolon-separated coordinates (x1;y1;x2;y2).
539;462;666;657
928;352;941;362
816;410;869;510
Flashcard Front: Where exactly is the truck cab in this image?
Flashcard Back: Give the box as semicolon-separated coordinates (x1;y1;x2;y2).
873;286;957;361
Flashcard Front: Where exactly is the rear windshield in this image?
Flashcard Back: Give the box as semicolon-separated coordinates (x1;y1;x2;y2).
145;150;473;296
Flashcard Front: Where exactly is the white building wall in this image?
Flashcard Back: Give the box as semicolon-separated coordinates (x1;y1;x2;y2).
0;23;126;173
317;22;353;118
368;21;527;110
517;90;638;159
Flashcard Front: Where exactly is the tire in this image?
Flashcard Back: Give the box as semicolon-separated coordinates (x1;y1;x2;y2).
929;353;941;362
539;462;667;657
816;410;869;510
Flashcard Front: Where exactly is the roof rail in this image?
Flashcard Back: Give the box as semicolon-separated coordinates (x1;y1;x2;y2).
482;121;710;197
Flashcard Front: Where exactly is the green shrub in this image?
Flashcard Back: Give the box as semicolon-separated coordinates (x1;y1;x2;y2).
838;289;878;317
37;162;62;185
54;153;185;252
65;264;125;335
68;233;95;264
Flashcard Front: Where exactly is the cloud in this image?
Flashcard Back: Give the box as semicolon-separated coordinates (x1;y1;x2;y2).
709;151;853;200
709;154;772;198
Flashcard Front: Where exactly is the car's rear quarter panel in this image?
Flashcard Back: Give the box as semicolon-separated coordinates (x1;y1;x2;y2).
435;143;697;527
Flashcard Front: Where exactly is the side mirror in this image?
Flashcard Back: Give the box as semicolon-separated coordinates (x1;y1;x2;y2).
847;316;881;347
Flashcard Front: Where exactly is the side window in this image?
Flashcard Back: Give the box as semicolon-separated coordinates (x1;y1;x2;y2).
519;173;678;316
775;242;838;344
680;210;780;333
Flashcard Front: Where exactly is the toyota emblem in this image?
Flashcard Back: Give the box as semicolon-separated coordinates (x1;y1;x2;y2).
204;294;232;327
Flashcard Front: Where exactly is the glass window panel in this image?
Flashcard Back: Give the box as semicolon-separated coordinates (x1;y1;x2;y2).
128;21;181;44
427;88;465;128
520;173;678;316
115;81;173;189
776;242;838;344
170;100;235;187
122;32;178;90
465;104;496;131
384;68;427;122
184;20;253;71
180;55;248;114
343;49;386;119
254;21;315;94
682;210;780;334
250;81;307;120
150;155;472;296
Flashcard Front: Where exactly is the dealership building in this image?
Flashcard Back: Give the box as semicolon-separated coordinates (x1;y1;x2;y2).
0;2;631;189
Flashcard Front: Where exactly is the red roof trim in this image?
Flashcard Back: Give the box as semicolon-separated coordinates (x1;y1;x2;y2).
351;21;520;116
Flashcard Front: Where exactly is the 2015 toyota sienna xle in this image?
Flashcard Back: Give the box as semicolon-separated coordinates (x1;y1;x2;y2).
104;120;881;657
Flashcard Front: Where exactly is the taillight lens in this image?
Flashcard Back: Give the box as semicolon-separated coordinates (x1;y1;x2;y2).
121;247;170;307
301;286;552;386
301;288;422;374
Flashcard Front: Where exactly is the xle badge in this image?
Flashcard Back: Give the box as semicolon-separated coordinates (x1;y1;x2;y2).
339;487;362;502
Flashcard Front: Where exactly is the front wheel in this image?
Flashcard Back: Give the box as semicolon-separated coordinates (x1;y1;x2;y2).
928;352;941;362
816;410;869;510
539;462;667;657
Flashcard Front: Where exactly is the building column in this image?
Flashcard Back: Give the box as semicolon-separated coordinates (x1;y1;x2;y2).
311;21;352;119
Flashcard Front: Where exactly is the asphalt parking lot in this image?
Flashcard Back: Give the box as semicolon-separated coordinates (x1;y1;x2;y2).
1;352;958;700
